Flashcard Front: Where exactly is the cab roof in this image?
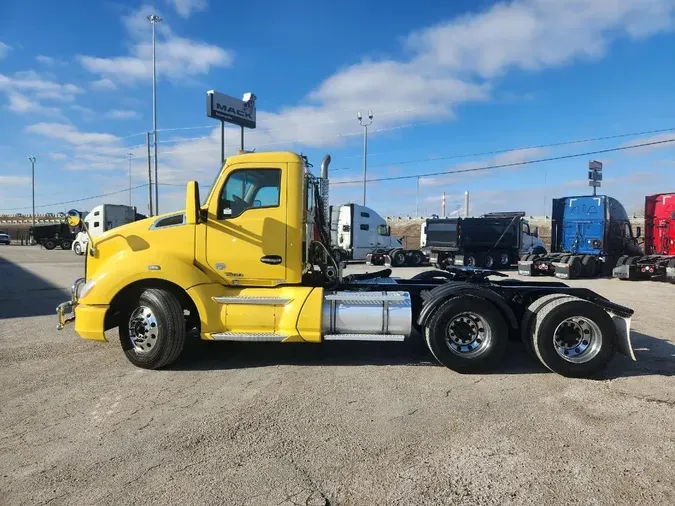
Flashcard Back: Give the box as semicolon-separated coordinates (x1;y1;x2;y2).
224;151;305;165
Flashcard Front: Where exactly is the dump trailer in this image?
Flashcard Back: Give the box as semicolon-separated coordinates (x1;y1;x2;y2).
56;150;636;378
30;222;77;250
519;195;642;279
427;212;547;270
328;203;424;266
612;192;675;282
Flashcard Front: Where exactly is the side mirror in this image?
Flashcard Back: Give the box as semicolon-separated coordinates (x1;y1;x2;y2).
253;199;262;208
185;181;201;225
636;226;641;238
66;209;81;227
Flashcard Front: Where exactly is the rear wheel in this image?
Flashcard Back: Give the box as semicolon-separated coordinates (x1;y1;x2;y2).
390;249;406;267
521;294;577;358
424;296;508;373
529;297;616;377
411;250;424;266
43;239;56;250
581;255;597;277
119;288;186;369
483;253;495;269
569;256;583;278
60;239;72;250
498;251;511;268
464;253;478;267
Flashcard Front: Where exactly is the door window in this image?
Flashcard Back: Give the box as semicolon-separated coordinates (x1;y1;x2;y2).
218;169;281;219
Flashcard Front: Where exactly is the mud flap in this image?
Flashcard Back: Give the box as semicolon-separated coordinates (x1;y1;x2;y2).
553;261;570;279
609;313;635;361
612;264;630;279
517;260;534;276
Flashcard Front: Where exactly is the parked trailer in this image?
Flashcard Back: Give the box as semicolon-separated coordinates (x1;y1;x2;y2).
426;212;546;270
612;192;675;282
519;195;642;279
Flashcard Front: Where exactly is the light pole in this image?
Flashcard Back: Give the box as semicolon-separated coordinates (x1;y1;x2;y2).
416;176;420;217
357;110;373;206
148;14;162;214
28;156;36;231
127;152;133;206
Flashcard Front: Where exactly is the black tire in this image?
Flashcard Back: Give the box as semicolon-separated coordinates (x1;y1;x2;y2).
119;288;187;369
483;253;496;269
391;249;406;267
464;253;478;267
60;239;72;250
532;246;547;256
520;294;577;358
424;296;508;373
411;250;424;266
43;239;56;250
497;251;511;268
74;242;82;255
568;256;582;279
530;297;616;377
581;255;597;277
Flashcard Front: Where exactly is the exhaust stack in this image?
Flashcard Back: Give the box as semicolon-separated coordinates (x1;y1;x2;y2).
464;191;470;217
321;154;331;178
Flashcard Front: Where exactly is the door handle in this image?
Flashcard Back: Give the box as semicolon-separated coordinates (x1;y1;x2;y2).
260;255;282;265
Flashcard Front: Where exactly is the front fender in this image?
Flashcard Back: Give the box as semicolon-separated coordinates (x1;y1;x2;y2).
417;282;518;329
81;250;213;306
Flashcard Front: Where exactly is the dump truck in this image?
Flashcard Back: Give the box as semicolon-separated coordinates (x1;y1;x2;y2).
427;212;547;270
30;222;77;250
518;195;642;279
56;151;635;378
329;203;425;266
612;192;675;282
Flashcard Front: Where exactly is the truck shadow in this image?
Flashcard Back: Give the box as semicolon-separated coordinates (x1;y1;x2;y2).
0;256;70;319
175;331;674;378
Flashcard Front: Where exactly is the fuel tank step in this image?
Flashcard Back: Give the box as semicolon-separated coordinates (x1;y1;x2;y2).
323;334;405;342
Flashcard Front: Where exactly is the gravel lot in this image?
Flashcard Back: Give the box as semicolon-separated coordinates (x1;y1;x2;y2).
1;246;673;505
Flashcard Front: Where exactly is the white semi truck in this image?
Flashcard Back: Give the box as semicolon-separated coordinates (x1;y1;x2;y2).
72;204;139;255
329;203;426;266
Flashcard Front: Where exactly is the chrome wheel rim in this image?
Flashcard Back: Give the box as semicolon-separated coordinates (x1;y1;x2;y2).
500;253;510;265
445;312;492;358
484;256;494;268
553;316;602;363
466;256;476;267
128;305;158;353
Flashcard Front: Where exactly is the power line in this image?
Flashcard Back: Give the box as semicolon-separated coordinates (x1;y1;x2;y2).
331;137;675;185
0;184;149;212
329;126;675;172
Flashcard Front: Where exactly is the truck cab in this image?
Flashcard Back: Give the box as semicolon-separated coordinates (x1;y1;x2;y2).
73;204;140;255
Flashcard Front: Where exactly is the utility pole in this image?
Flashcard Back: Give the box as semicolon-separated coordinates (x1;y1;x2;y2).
146;132;153;216
416;176;420;217
357;110;373;206
148;14;162;214
127;152;133;206
28;156;36;230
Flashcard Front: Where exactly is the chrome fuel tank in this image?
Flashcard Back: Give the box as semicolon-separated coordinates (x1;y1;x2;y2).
321;291;412;337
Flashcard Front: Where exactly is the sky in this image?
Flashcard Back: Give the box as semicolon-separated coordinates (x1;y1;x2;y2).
1;0;674;219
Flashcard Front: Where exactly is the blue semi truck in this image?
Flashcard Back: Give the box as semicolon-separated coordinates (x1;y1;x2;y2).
518;195;643;279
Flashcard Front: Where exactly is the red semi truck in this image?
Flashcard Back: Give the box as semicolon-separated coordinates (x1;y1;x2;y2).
612;192;675;282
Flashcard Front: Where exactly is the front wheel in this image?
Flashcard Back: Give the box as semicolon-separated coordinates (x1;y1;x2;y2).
424;296;508;373
119;288;186;369
74;242;83;255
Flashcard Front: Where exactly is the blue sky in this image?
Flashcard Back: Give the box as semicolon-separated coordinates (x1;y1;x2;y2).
1;0;674;219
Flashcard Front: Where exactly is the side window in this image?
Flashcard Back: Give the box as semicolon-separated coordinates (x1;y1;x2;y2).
218;168;281;219
360;224;369;231
377;224;388;235
360;211;370;218
93;221;100;228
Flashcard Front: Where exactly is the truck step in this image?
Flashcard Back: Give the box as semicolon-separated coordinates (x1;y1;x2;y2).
213;296;292;305
323;334;405;342
211;332;287;342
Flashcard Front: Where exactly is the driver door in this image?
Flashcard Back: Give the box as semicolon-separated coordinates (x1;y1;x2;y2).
205;163;288;286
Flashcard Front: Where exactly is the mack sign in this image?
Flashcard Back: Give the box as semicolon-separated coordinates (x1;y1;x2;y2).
206;90;256;129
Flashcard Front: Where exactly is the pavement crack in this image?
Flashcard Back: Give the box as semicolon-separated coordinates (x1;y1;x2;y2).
124;463;162;486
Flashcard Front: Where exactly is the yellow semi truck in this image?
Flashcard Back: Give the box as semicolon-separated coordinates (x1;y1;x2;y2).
56;151;635;377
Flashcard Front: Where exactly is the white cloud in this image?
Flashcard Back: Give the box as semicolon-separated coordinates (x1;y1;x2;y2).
90;78;118;91
78;6;233;85
70;104;96;120
6;92;64;118
25;122;119;145
105;109;141;120
0;175;30;186
36;55;66;66
0;70;84;102
622;132;675;154
165;0;207;18
49;152;68;160
0;42;11;59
